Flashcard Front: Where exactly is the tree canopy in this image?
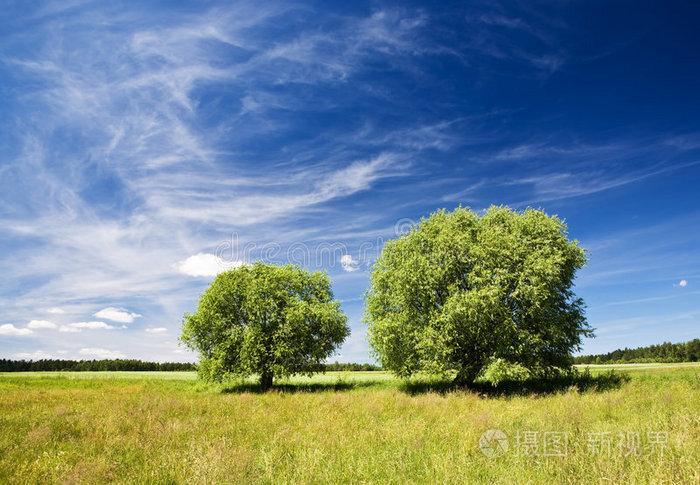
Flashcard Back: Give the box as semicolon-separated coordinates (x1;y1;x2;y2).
365;206;592;386
181;263;349;389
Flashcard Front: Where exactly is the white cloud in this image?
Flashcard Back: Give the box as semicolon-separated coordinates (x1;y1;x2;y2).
177;253;245;277
0;324;34;336
27;320;57;329
46;307;65;314
70;321;115;329
318;154;402;199
93;307;142;323
150;154;406;227
14;350;54;360
678;279;688;287
240;95;261;114
145;327;168;333
340;254;359;272
60;321;119;332
79;348;126;359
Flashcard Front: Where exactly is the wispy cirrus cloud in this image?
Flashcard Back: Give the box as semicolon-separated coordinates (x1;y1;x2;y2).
463;7;567;76
0;3;439;361
442;138;700;207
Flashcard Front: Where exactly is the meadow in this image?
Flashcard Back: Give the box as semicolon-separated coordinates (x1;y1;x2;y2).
1;364;698;484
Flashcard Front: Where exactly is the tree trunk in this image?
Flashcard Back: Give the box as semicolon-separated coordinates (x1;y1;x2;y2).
260;370;273;391
453;363;481;388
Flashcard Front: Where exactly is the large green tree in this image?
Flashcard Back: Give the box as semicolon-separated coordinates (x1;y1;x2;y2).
365;206;592;386
181;263;349;389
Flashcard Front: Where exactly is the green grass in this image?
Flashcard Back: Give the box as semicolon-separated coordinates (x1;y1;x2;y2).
1;364;699;484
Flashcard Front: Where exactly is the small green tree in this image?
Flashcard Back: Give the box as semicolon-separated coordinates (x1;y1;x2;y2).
365;206;593;386
181;263;349;390
685;339;700;362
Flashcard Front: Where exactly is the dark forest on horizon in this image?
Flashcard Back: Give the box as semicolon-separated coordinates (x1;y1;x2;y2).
1;339;697;372
0;359;382;373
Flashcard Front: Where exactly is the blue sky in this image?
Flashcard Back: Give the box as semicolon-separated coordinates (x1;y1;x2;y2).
1;0;698;363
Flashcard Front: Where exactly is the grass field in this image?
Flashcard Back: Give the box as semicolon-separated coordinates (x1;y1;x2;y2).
1;364;699;484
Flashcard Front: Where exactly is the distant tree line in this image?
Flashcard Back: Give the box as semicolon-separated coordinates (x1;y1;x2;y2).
0;359;196;372
323;361;382;371
0;358;381;373
574;339;700;364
